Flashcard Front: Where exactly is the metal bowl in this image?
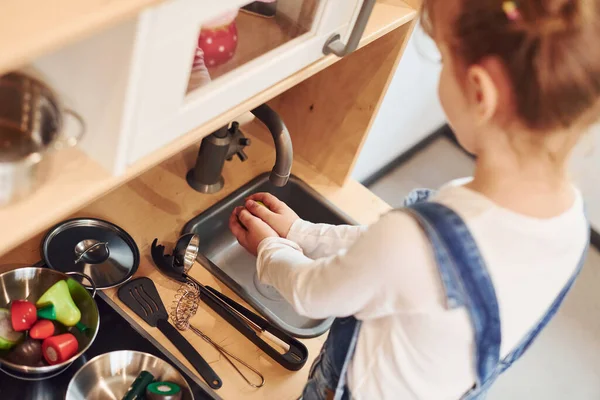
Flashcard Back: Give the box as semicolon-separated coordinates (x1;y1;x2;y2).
66;350;194;400
0;267;99;379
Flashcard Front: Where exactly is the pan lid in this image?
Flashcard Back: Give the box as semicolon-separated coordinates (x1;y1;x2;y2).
42;218;140;290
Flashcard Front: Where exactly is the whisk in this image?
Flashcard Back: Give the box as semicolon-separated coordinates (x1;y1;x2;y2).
171;282;265;388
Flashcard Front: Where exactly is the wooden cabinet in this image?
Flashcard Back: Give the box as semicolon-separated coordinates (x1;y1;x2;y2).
127;0;369;165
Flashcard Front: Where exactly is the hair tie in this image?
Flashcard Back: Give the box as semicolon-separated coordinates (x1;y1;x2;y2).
502;1;522;21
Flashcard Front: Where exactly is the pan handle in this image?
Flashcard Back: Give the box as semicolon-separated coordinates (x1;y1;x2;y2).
156;319;222;389
65;271;97;298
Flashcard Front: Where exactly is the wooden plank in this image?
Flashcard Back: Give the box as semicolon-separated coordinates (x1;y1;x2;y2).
268;19;417;185
0;0;163;77
0;127;390;400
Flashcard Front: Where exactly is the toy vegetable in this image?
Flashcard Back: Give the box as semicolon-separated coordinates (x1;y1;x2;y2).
42;333;78;365
7;338;42;366
37;304;88;333
11;300;37;331
37;304;57;320
0;308;23;350
30;319;55;340
36;280;81;327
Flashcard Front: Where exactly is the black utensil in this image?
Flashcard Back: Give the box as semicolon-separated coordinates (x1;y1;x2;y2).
151;239;186;283
117;277;222;389
203;286;308;370
151;237;309;370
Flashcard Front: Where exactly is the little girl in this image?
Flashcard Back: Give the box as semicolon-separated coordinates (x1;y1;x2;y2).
229;0;600;398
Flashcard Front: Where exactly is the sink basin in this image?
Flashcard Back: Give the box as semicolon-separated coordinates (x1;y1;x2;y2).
182;173;356;338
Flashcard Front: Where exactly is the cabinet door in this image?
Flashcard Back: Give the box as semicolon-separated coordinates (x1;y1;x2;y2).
127;0;365;164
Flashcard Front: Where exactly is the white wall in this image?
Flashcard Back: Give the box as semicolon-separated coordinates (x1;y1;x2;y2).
352;24;446;182
571;124;600;230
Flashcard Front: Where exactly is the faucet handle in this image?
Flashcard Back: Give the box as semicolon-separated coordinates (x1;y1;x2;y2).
236;150;248;162
226;122;251;162
233;129;250;162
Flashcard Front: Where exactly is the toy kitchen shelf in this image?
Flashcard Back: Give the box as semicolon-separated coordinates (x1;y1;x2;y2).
0;0;417;256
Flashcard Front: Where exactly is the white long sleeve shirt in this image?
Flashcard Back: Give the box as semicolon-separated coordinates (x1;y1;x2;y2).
256;181;588;399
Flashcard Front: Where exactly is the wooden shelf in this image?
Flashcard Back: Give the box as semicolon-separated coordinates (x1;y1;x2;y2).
0;0;416;257
0;148;114;255
0;0;162;77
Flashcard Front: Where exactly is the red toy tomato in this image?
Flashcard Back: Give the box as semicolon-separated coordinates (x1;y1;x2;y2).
42;333;78;365
11;300;37;332
30;319;55;340
198;10;238;68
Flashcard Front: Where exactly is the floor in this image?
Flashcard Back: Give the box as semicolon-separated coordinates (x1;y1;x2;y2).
368;136;600;399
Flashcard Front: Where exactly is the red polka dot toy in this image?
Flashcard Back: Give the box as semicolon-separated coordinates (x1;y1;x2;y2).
198;10;239;68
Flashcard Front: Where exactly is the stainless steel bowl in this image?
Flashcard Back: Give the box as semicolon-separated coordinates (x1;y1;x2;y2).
0;267;99;379
66;350;194;400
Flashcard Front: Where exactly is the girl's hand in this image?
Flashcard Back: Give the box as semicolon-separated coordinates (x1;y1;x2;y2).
244;193;300;238
229;206;278;256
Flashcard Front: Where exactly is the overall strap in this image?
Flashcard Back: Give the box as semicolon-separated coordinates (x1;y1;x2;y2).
405;202;502;385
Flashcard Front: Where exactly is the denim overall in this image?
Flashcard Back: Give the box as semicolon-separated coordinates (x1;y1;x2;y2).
302;189;588;400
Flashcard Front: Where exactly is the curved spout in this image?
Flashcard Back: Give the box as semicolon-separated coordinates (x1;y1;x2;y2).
250;104;293;187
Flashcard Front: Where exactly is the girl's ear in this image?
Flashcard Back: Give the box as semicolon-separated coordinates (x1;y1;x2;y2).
466;56;516;127
465;64;499;125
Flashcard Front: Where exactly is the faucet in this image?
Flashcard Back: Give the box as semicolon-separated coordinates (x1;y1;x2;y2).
186;104;293;194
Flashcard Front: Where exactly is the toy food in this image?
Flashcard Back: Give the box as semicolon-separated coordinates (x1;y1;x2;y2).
146;382;183;400
29;319;55;340
36;280;81;327
37;304;56;320
0;308;23;350
198;10;238;68
7;338;42;366
42;333;78;365
10;300;37;331
122;371;155;400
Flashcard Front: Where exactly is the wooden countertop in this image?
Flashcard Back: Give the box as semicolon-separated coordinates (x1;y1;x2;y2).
0;120;391;399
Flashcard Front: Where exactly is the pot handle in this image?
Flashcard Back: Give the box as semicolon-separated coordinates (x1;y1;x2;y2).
54;109;86;150
65;271;97;298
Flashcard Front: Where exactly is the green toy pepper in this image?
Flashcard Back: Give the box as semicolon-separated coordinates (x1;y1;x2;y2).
36;280;81;327
0;308;23;350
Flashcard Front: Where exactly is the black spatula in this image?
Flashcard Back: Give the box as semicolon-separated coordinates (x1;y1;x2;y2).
118;277;222;389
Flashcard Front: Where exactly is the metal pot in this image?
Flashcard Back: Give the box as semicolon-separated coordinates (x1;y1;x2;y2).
0;267;99;380
0;72;85;207
66;351;194;400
